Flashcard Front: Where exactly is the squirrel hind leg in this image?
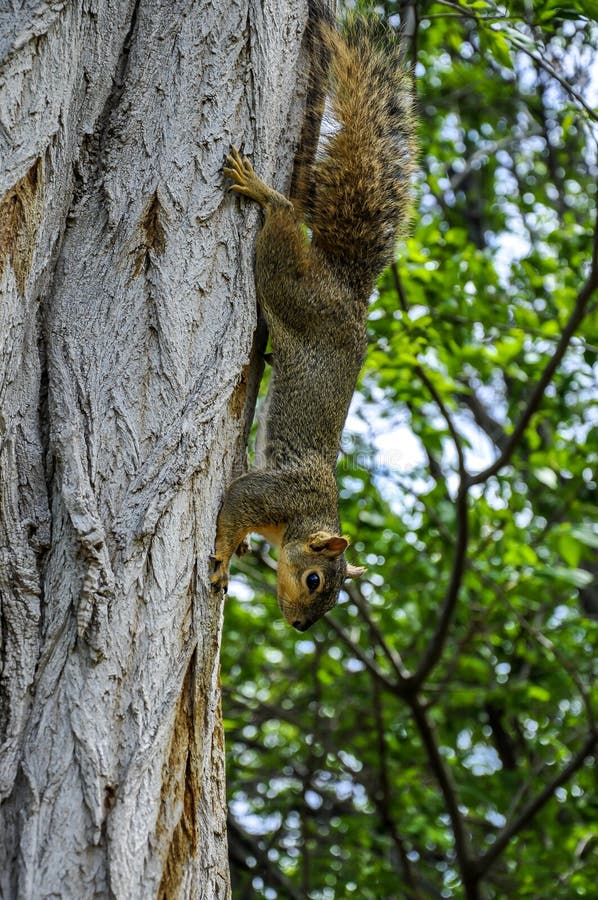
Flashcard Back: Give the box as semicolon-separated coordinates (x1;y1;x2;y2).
224;146;292;211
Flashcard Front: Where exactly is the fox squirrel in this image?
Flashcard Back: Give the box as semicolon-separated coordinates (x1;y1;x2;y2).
210;1;416;630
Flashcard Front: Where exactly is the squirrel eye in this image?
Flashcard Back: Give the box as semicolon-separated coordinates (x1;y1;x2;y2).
306;572;320;592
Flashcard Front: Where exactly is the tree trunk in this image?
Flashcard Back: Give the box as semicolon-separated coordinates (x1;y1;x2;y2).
0;2;306;896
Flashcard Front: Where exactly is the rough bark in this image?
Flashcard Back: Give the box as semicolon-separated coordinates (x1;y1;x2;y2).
0;1;307;896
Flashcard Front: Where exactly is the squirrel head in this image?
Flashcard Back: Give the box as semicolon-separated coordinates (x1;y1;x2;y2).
277;531;365;630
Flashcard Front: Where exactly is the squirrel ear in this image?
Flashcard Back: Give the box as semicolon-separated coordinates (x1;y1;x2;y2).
309;532;349;557
345;564;366;580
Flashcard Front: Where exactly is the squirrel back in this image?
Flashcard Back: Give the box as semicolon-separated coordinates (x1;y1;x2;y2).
292;2;417;293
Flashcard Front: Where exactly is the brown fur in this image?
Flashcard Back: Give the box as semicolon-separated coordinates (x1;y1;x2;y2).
211;6;416;629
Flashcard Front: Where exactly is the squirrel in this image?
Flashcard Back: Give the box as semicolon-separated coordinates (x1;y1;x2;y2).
210;1;416;631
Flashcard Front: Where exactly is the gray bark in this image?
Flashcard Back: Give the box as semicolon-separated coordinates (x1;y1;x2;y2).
0;1;307;896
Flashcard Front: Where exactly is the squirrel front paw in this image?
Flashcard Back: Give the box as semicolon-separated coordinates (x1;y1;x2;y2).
209;555;229;594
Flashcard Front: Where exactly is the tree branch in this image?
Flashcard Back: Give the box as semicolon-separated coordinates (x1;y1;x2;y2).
408;695;479;899
409;480;469;688
372;677;422;898
389;264;472;685
467;209;598;486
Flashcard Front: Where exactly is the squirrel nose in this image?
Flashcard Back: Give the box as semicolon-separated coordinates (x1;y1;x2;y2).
292;619;311;632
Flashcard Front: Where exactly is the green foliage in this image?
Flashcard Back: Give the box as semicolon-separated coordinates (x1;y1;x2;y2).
223;2;598;897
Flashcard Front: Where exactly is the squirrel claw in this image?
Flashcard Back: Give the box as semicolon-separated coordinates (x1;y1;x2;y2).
209;555;229;594
235;538;251;557
210;571;229;594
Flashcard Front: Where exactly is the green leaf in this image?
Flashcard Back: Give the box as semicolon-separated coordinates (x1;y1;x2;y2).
538;566;594;588
527;685;551;702
558;533;582;569
569;0;598;20
571;525;598;549
485;29;513;68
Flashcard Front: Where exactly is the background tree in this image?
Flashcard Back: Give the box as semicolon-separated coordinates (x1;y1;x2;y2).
0;1;306;896
223;1;598;898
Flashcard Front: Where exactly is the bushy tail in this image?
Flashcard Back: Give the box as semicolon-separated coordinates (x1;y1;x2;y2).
292;3;417;291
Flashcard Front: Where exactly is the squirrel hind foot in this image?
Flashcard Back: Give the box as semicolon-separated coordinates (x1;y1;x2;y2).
224;146;293;211
209;555;229;594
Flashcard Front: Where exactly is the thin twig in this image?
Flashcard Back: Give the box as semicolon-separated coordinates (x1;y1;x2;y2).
422;12;523;22
347;582;411;681
228;814;305;900
392;263;467;477
510;34;598;124
456;379;508;451
518;616;595;729
325;615;399;692
474;730;598;877
434;0;598;122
